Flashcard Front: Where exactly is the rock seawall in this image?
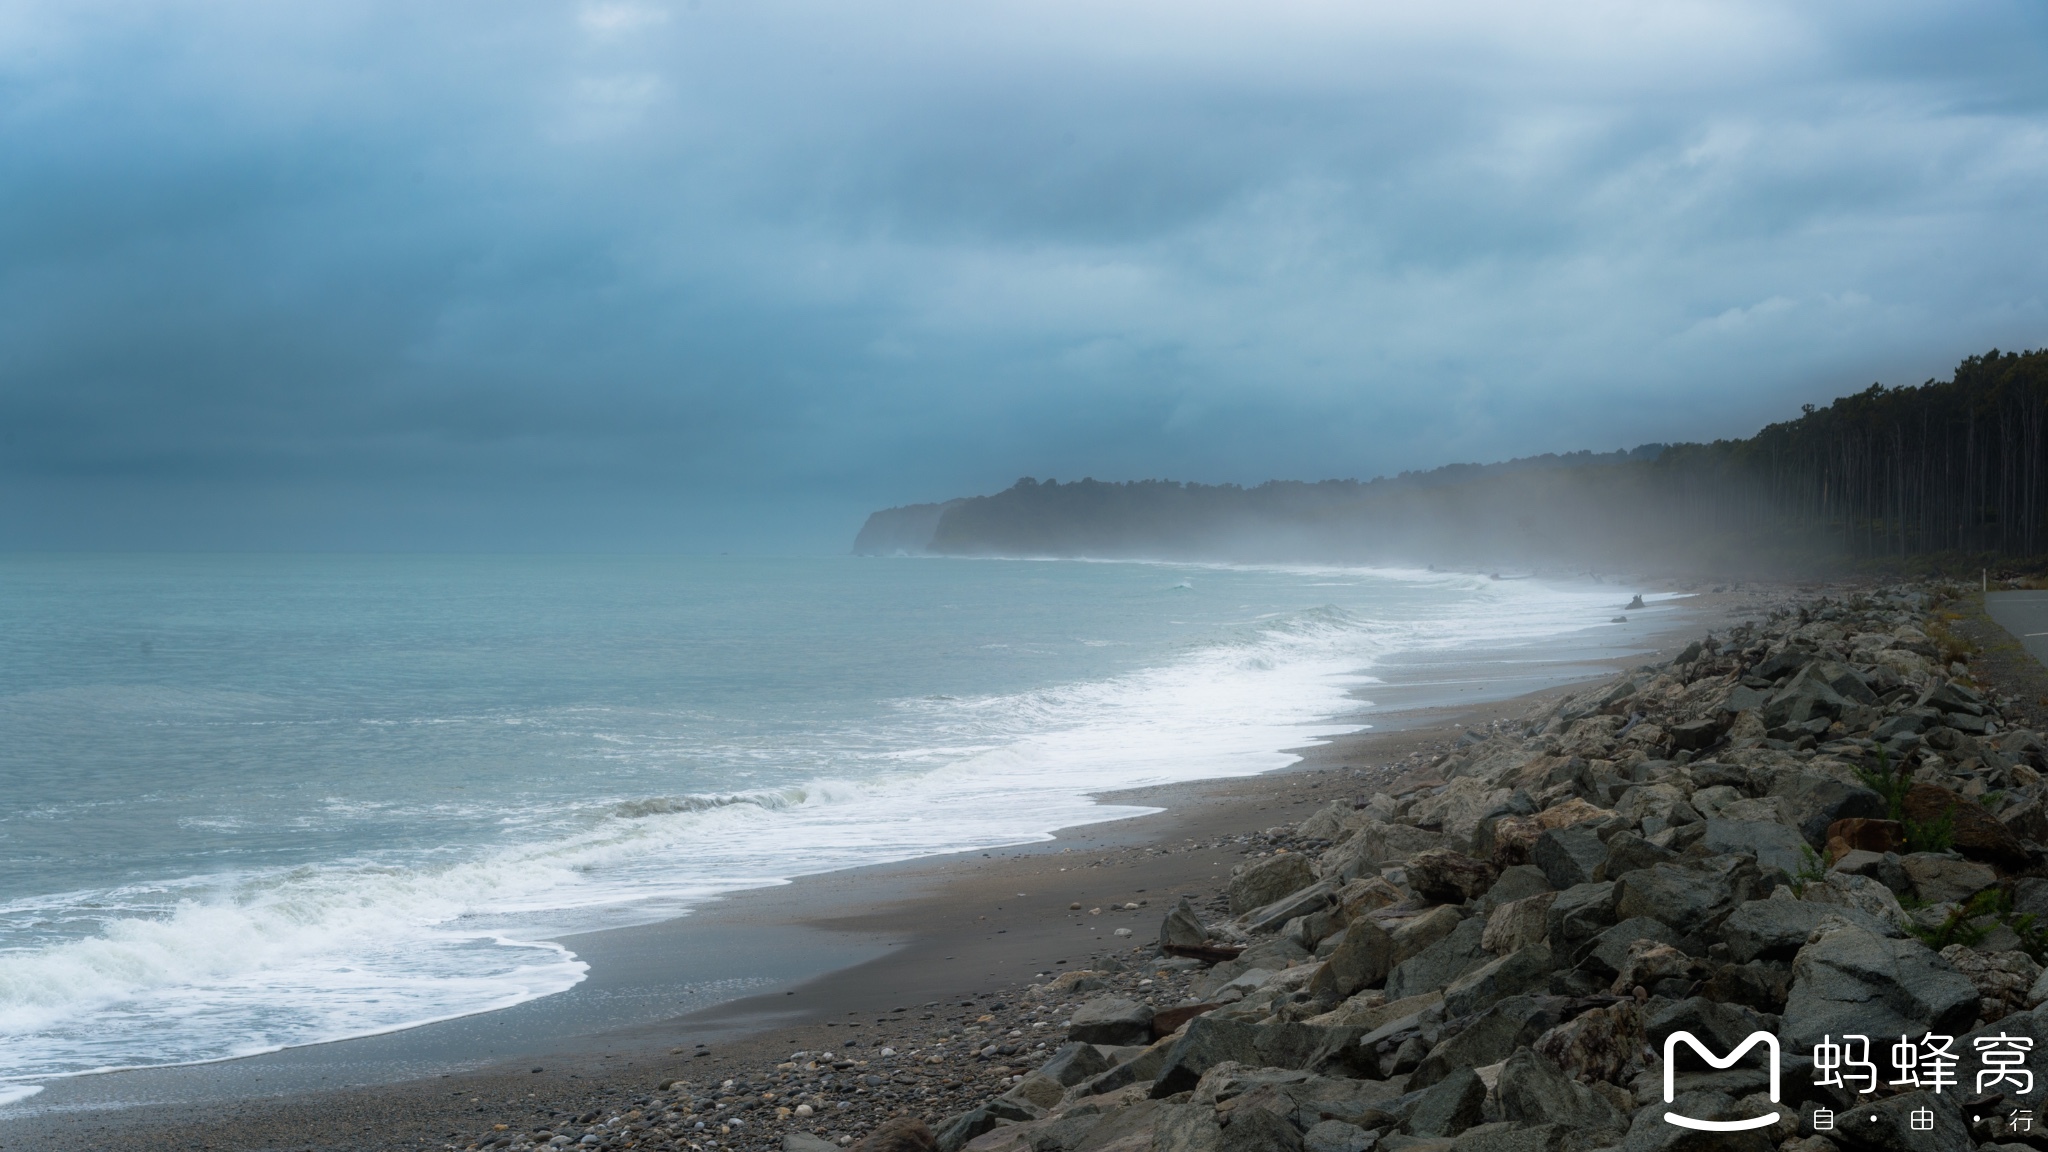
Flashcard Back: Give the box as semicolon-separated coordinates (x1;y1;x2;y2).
461;582;2048;1152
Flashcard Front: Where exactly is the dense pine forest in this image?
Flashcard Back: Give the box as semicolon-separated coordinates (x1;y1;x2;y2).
1673;348;2048;559
855;348;2048;574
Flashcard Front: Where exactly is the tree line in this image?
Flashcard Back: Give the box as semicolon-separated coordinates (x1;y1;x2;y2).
1656;348;2048;561
857;348;2048;573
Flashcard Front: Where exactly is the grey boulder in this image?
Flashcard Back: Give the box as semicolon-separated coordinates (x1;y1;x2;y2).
1545;881;1619;957
1696;819;1809;877
1404;1066;1486;1138
1036;1040;1110;1086
1441;944;1554;1018
1722;897;1897;963
1899;853;1997;905
1779;925;1978;1050
1532;825;1607;890
1774;775;1887;849
1385;917;1489;1003
1612;858;1758;935
1161;896;1211;949
1068;997;1155;1046
1307;919;1394;1002
1494;1046;1624;1133
1302;1119;1375;1152
1230;853;1318;914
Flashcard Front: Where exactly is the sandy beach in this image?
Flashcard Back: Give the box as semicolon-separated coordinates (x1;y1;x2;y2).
4;588;1763;1152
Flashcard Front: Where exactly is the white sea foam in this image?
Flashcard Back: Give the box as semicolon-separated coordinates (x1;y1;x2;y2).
0;566;1667;1091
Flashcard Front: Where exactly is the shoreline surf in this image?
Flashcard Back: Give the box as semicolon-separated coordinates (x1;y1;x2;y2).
0;580;1743;1134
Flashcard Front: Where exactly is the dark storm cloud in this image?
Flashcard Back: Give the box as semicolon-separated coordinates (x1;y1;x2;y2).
2;0;2045;549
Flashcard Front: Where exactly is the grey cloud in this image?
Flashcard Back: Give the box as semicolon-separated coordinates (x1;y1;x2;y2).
1;0;2045;550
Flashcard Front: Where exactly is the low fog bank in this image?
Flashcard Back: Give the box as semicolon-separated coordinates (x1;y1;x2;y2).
855;463;1793;578
855;348;2048;579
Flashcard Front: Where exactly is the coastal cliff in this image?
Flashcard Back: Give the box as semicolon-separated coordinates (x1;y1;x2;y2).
852;501;964;556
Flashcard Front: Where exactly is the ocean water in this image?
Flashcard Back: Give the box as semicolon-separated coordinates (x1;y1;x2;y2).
0;555;1657;1099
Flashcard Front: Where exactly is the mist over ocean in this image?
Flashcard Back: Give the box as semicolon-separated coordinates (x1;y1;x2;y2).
0;555;1652;1096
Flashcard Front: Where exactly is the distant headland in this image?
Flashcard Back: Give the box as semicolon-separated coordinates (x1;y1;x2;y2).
856;348;2048;576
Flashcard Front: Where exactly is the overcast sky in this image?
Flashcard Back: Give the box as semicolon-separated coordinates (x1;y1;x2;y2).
3;0;2044;551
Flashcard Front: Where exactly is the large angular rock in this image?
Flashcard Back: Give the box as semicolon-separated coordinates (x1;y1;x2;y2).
1532;825;1607;890
1149;1100;1224;1152
932;1107;998;1152
1779;925;1978;1049
1697;819;1809;877
1161;896;1211;949
1000;1071;1064;1111
1220;1107;1302;1152
1391;905;1465;964
1407;779;1518;846
1473;864;1553;916
1899;853;1997;905
1902;783;2031;867
1385;916;1489;1003
1801;871;1907;927
1148;1017;1366;1097
1408;995;1568;1088
1597;830;1677;881
1667;717;1724;752
1302;1120;1374;1152
1826;817;1904;861
1242;878;1340;934
1484;798;1615;868
2000;797;2048;846
1763;661;1875;728
1774;775;1887;849
1408;848;1500;905
1405;1067;1486;1138
1702;958;1792;1014
1065;1033;1177;1098
1480;892;1556;955
1575;916;1685;975
1320;822;1450;882
1036;1040;1110;1086
1068;997;1155;1046
1722;897;1897;963
1230;853;1318;914
1938;945;2040;1023
1615;782;1702;833
1612;859;1757;935
1442;944;1554;1018
1299;800;1367;843
1545;881;1620;956
1307;919;1394;1002
1919;678;1988;716
1293;1077;1404;1130
1532;999;1645;1085
1494;1046;1625;1133
2014;875;2048;921
1609;940;1702;995
1009;1098;1165;1152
